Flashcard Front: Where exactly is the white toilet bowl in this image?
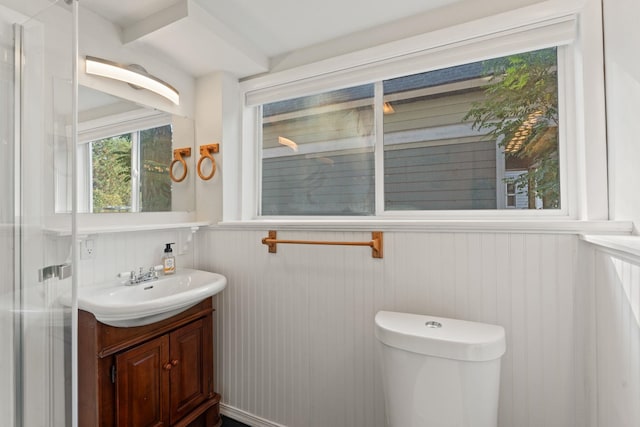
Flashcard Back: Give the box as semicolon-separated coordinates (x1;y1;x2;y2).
375;311;506;427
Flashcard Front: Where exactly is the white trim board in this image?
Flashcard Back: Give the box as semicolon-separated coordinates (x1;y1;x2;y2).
580;234;640;265
242;15;577;105
221;404;287;427
215;219;633;234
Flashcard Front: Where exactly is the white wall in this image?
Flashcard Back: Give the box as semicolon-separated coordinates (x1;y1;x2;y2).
580;242;640;427
603;0;640;229
194;71;240;224
587;2;640;426
199;229;583;427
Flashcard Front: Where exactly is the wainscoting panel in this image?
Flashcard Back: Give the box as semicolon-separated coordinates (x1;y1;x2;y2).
74;228;197;287
588;245;640;427
198;229;579;427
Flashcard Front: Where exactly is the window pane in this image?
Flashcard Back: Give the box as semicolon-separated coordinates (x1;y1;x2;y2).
383;47;559;210
91;135;132;213
140;125;172;212
261;85;375;215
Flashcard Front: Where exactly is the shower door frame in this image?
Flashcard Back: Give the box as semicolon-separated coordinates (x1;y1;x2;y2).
12;21;24;427
7;1;79;425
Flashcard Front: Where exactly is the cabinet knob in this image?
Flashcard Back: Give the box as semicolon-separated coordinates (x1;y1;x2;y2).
163;359;179;370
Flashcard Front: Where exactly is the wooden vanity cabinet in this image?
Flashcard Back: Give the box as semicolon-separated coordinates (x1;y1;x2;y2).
78;298;221;427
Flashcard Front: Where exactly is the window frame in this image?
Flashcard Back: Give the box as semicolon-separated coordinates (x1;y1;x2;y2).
229;4;608;226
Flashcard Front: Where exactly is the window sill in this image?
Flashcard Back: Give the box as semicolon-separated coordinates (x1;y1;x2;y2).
45;221;210;237
44;212;209;237
580;234;640;262
216;219;633;235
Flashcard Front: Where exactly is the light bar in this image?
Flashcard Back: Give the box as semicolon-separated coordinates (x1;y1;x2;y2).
85;56;180;105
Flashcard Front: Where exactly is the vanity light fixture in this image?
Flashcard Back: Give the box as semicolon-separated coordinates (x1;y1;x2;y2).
85;56;180;105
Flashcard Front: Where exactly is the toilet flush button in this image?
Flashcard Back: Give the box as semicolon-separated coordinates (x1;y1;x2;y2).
425;321;442;328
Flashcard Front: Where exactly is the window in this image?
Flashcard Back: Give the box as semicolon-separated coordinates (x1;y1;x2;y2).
261;85;375;215
87;124;173;213
260;47;561;216
232;11;614;224
505;171;534;209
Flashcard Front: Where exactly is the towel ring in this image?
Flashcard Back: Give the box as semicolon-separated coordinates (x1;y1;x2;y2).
197;143;219;181
170;147;191;183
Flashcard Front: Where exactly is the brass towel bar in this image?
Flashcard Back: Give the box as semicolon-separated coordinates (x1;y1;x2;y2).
261;230;383;259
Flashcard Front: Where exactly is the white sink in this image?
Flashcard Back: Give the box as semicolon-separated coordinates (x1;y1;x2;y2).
60;268;226;327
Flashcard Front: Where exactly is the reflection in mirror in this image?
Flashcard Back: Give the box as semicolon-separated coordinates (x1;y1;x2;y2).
87;122;172;213
55;86;195;213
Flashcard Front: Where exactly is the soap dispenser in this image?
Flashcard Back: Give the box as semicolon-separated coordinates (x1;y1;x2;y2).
162;243;176;275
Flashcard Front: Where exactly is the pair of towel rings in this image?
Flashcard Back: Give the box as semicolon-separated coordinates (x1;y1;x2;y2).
169;143;219;183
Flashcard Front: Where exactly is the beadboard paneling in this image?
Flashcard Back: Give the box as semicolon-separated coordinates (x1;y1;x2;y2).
586;245;640;427
198;229;579;427
74;229;197;287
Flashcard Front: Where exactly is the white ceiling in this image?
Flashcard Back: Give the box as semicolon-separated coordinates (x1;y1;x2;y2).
79;0;461;78
192;0;457;58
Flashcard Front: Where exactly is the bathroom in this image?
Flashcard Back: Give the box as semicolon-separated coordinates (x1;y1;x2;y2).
1;0;639;426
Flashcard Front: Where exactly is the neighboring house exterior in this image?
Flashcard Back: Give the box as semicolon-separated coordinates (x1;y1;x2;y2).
261;58;548;214
504;170;540;209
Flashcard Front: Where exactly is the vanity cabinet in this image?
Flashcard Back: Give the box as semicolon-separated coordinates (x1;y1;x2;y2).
78;298;221;427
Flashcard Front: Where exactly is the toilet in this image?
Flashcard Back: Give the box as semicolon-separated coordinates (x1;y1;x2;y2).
375;311;506;427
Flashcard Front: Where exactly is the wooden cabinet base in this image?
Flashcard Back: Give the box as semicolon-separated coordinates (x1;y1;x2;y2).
174;393;221;427
78;298;221;427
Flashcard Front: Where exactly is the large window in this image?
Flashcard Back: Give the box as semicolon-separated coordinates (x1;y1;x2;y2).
260;47;560;216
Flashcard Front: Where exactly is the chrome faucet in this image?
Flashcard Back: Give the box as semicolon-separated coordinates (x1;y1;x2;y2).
119;266;161;286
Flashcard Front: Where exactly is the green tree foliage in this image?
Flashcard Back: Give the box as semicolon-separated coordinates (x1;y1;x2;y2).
92;136;132;212
464;48;560;208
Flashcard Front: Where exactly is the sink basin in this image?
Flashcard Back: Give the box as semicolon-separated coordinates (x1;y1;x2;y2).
60;268;226;327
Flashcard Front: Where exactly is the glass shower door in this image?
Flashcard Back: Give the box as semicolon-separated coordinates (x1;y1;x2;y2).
0;1;76;426
0;8;18;425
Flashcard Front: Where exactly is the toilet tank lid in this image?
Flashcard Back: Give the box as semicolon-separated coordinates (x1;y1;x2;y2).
375;311;506;362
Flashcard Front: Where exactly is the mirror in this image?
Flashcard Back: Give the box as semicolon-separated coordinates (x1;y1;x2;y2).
54;86;195;214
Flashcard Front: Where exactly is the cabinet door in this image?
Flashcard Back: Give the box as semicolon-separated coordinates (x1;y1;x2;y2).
116;335;170;427
169;318;212;424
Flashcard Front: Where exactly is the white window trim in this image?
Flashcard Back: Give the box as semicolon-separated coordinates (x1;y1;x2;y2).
77;108;171;144
225;0;610;229
243;6;581;105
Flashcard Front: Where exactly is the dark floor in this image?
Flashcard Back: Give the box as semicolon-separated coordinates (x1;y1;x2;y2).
222;415;251;427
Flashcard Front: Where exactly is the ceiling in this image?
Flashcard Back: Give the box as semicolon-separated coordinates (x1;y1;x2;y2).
78;0;461;78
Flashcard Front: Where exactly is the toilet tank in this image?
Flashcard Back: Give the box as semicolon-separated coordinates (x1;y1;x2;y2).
375;311;506;427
